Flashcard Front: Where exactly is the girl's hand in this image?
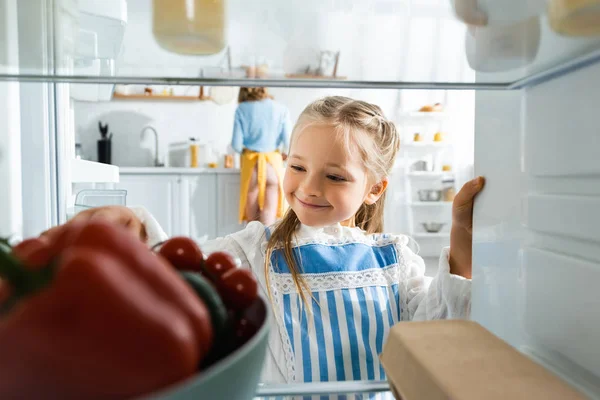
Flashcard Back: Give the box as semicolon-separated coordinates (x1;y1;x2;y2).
449;176;485;278
452;176;485;235
42;206;147;243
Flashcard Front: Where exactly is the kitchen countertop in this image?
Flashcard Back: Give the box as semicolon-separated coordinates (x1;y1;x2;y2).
119;167;240;175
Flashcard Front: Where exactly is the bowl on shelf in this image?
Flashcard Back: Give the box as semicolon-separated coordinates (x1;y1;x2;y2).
411;160;438;172
417;189;442;202
422;222;445;233
148;297;271;400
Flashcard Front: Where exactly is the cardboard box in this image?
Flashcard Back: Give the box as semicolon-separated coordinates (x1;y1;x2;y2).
380;320;586;400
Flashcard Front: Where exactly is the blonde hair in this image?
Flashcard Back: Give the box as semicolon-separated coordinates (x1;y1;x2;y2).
238;87;271;103
265;96;401;306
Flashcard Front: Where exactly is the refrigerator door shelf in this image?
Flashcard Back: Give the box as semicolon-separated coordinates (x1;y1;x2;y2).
70;158;119;184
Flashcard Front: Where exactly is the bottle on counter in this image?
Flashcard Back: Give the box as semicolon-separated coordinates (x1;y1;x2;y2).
189;137;199;168
224;154;234;169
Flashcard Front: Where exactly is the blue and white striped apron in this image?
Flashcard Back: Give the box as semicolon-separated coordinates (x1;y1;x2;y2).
265;230;404;386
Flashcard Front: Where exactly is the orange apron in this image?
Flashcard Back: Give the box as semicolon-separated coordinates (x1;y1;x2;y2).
239;150;286;223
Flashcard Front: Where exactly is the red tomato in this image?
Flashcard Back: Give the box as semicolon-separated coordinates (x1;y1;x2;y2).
219;269;258;311
234;317;258;347
203;251;236;282
11;237;53;270
233;298;265;348
158;237;204;273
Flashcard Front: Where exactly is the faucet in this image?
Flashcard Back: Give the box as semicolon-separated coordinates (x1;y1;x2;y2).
140;125;164;167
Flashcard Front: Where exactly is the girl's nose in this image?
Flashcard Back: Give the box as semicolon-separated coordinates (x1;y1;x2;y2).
301;174;323;197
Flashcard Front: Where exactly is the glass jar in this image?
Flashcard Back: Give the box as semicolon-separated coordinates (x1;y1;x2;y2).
152;0;226;55
442;179;456;202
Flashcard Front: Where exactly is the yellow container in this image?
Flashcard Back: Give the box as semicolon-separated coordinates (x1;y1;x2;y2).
190;141;199;168
548;0;600;36
152;0;227;55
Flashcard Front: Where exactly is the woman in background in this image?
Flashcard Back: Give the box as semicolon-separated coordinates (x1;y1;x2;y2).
232;87;292;226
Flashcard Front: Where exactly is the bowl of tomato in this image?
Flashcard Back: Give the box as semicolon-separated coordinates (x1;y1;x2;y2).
146;237;271;400
146;298;270;400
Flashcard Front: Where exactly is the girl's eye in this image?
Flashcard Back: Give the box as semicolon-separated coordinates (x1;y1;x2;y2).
291;165;305;172
327;175;346;182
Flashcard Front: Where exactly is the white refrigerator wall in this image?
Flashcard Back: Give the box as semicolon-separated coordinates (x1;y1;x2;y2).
17;0;58;237
0;0;23;241
473;62;600;398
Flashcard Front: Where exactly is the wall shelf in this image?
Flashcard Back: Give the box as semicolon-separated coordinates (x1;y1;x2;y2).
112;93;212;101
407;171;453;179
412;232;449;239
398;111;450;121
284;74;347;80
409;201;453;206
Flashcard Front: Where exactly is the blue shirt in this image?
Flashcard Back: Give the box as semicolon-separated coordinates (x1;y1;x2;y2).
231;99;292;154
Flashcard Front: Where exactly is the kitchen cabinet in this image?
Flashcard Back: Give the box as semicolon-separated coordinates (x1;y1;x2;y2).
183;174;218;241
117;174;182;237
216;173;245;237
118;171;242;241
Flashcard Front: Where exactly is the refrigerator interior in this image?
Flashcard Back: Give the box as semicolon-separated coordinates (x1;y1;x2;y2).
473;62;600;398
2;0;600;397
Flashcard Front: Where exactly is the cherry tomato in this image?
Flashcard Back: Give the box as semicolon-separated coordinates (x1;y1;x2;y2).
203;251;236;282
11;237;53;270
158;236;204;272
233;298;265;348
219;269;258;311
234;317;258;347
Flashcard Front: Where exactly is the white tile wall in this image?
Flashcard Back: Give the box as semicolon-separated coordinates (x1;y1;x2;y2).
73;87;397;167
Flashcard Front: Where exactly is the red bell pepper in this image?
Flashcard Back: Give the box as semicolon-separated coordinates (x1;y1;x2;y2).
0;220;213;399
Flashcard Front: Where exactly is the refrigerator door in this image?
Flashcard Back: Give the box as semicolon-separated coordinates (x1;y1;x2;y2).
472;61;600;398
0;0;23;242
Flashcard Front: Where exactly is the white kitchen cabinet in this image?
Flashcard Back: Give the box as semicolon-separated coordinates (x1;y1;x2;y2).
216;173;245;238
116;174;182;237
182;174;218;241
118;171;242;241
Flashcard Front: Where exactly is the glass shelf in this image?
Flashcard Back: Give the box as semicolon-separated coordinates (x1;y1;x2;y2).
2;0;600;90
254;380;393;399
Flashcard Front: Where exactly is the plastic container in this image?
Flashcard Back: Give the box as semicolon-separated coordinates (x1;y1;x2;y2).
74;189;127;207
451;0;547;26
152;0;227;55
67;189;128;220
465;16;541;72
548;0;600;36
442;178;457;202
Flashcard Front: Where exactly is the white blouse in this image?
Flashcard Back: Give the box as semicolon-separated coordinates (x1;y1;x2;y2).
134;208;471;385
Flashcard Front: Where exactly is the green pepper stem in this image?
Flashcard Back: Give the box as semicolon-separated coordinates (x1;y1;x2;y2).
0;247;54;304
0;237;12;250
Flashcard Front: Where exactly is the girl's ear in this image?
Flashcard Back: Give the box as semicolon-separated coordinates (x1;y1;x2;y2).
364;178;388;205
